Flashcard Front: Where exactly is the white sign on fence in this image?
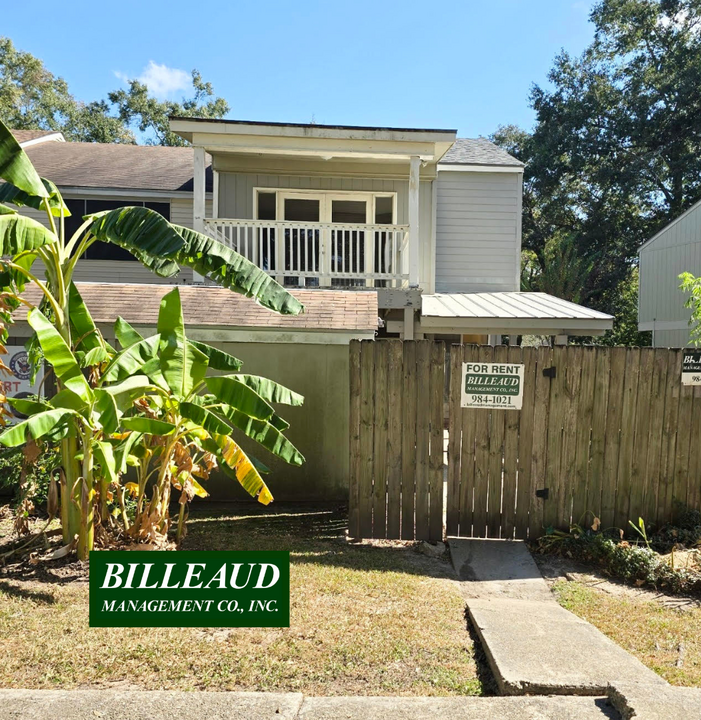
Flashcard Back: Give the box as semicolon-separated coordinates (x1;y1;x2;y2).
682;349;701;386
461;361;525;410
1;346;44;424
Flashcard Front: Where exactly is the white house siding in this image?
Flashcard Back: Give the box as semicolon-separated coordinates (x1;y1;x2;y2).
435;171;521;293
639;200;701;347
217;172;434;291
17;195;212;285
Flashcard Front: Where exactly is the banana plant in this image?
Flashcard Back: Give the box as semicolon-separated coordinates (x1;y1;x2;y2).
0;121;304;559
107;287;304;543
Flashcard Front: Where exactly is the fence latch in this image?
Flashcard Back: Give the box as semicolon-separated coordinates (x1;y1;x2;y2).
536;487;549;500
542;366;557;379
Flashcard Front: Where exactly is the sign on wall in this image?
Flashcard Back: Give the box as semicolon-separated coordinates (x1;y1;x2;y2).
1;346;44;424
682;349;701;386
461;361;525;410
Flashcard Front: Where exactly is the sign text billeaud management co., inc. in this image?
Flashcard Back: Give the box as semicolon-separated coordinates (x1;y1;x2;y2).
461;361;525;410
682;349;701;386
89;551;290;628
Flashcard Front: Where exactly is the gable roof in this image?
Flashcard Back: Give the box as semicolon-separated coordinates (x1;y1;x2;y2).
439;138;523;167
15;283;378;334
23;142;213;193
12;129;65;147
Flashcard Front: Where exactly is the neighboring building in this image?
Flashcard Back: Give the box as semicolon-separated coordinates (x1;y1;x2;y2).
639;199;701;347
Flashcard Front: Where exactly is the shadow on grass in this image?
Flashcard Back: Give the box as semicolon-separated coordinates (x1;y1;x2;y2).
182;502;455;580
0;579;56;604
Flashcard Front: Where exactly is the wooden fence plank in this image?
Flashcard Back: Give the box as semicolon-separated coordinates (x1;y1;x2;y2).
600;347;627;530
385;341;404;538
529;346;552;539
501;345;522;539
429;341;445;541
358;341;375;538
558;346;583;529
673;370;694;523
348;340;361;538
515;346;537;539
544;346;567;530
571;347;596;527
688;386;701;512
472;345;493;538
659;350;682;527
401;342;417;540
644;349;669;525
613;348;641;530
446;345;462;536
372;341;389;538
587;348;611;523
414;340;431;540
487;346;508;537
629;348;654;526
459;345;478;537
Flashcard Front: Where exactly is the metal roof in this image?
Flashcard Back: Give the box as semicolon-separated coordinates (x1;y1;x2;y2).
421;292;613;336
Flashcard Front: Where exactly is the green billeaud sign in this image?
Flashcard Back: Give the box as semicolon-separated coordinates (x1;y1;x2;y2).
461;361;525;410
89;551;290;628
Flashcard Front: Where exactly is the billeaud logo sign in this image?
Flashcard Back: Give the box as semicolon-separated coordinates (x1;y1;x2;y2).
89;551;290;627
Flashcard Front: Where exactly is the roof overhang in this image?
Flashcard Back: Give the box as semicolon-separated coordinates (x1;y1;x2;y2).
437;163;524;174
169;117;457;163
420;292;614;337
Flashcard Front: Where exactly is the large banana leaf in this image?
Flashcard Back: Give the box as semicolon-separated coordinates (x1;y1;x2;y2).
180;401;233;435
0;408;76;447
189;340;242;372
87;207;183;277
114;317;144;349
0;177;69;217
171;224;304;316
0;213;56;256
0;121;48;198
157;288;208;397
121;417;177;435
68;283;107;357
93;440;117;486
210;433;273;505
27;308;94;402
232;375;304;406
204;375;275;421
102;334;160;383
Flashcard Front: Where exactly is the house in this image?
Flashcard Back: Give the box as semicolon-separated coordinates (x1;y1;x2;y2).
9;119;613;501
639;200;701;347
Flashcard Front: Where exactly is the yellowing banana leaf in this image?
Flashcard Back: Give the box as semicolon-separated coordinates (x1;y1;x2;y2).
211;433;274;505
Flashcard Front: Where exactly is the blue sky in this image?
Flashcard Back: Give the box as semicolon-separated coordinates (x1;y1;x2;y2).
5;0;595;138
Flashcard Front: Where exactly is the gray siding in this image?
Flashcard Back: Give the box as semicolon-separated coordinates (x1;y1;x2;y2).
217;172;434;290
639;200;701;347
435;171;521;293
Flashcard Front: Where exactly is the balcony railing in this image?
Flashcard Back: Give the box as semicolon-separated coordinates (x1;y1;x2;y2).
203;218;410;288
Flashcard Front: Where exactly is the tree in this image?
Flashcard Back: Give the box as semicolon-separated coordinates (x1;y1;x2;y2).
0;120;304;558
108;71;229;146
679;271;701;345
492;0;701;335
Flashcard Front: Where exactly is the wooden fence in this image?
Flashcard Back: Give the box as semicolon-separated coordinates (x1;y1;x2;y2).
349;339;445;541
350;341;701;541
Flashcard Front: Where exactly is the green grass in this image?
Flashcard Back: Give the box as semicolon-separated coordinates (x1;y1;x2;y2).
0;504;481;696
553;580;701;687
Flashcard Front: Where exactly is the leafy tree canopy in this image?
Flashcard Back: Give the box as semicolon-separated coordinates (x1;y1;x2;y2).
0;37;228;146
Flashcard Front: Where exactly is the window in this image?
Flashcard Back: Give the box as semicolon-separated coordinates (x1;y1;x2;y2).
62;198;171;261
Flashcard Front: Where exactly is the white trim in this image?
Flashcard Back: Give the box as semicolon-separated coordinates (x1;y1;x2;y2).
639;196;701;252
419;315;612;334
58;186;213;200
408;156;420;287
429;178;437;294
212;170;219;219
515;172;523;291
19;132;65;148
437;163;524;174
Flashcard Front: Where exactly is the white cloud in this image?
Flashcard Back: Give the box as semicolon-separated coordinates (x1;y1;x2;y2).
114;61;190;98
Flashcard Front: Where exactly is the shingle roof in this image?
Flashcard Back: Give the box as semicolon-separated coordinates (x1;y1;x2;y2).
440;138;523;167
16;283;378;333
11;129;62;145
23;142;213;193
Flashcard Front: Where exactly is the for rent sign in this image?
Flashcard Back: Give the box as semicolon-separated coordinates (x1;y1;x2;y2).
89;551;289;628
682;349;701;386
461;362;525;410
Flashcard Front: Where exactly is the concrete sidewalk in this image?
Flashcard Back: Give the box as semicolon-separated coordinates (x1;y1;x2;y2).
0;690;617;720
449;538;668;696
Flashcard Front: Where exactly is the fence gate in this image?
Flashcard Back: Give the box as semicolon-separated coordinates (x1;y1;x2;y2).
348;339;445;541
350;341;701;541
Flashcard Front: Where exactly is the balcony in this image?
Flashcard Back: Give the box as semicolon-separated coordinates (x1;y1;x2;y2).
204;218;409;288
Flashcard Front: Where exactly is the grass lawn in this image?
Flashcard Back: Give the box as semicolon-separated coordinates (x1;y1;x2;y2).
0;504;481;696
553;580;701;687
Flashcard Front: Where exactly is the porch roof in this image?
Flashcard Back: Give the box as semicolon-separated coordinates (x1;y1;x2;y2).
15;283;379;336
421;292;613;336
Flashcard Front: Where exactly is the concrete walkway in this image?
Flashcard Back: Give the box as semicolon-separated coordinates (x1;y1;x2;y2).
0;690;617;720
448;538;668;696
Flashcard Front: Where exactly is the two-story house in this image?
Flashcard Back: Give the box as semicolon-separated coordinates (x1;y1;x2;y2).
9;120;612;501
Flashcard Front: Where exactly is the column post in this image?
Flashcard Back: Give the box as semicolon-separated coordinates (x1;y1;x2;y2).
408;155;420;288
